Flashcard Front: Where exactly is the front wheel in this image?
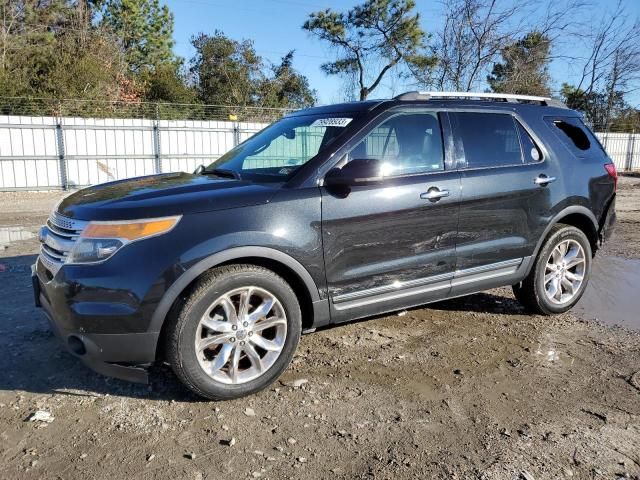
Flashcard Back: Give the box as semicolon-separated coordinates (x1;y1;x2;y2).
513;224;592;315
165;265;301;400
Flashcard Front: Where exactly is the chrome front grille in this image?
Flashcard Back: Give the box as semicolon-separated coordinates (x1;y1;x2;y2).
39;212;88;275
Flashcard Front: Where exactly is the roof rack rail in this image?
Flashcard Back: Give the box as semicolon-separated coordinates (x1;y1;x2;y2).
394;91;566;108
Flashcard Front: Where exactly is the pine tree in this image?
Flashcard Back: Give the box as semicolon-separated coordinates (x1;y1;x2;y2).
100;0;175;73
487;31;551;97
303;0;435;100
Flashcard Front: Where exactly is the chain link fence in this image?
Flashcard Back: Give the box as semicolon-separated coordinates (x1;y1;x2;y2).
0;97;293;123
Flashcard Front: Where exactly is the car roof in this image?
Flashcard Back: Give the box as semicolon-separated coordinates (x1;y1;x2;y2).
287;91;576;119
286;100;387;117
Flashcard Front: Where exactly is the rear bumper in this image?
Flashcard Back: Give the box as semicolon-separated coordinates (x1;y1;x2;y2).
32;263;157;384
599;195;616;245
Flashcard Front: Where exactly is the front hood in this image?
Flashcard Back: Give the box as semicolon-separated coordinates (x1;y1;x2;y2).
58;172;279;221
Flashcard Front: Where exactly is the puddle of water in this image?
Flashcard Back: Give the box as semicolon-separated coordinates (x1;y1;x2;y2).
575;256;640;331
0;225;35;248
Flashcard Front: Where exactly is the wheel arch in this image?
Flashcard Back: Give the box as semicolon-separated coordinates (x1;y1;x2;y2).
526;206;599;276
151;247;325;360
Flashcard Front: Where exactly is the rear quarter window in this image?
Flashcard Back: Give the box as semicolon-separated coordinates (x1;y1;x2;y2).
546;116;605;156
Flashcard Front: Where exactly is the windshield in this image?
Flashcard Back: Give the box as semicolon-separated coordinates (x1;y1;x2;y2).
204;114;355;181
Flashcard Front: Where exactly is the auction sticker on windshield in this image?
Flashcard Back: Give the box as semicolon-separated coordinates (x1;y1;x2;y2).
310;118;352;127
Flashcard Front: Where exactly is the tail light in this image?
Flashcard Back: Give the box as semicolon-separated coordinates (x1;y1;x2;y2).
604;163;618;191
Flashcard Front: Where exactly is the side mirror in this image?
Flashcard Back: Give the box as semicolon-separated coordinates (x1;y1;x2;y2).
324;158;384;187
193;164;205;175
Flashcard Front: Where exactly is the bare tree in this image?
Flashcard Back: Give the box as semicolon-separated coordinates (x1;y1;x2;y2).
427;0;526;91
576;1;640;97
562;1;640;128
425;0;585;92
0;1;21;71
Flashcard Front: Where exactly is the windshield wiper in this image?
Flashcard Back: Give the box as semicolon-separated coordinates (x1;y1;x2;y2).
201;168;242;180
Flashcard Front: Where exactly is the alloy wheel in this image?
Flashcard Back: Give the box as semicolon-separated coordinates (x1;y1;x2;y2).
543;239;586;305
195;286;287;384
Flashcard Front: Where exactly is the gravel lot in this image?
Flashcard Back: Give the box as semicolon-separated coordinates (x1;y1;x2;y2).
0;176;639;480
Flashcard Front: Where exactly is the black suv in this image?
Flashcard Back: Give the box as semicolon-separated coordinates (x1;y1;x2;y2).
33;92;617;400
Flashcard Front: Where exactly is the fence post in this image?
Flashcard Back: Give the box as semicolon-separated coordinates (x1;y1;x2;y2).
301;129;308;160
55;115;68;190
629;130;637;171
233;121;240;147
153;104;162;174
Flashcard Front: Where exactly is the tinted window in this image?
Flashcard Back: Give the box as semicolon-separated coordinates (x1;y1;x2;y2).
451;112;522;168
547;116;604;155
345;113;444;176
516;121;543;162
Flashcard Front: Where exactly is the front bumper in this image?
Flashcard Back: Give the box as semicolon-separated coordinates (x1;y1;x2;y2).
32;262;157;383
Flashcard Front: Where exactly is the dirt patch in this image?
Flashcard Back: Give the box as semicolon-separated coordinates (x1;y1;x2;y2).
1;189;639;479
604;175;640;259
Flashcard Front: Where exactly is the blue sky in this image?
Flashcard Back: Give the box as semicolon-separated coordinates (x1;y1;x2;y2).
167;0;640;106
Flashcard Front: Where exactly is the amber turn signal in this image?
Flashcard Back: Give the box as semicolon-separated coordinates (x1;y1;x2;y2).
81;216;181;241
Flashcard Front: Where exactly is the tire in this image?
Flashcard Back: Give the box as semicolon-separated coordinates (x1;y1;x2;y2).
165;264;301;400
513;224;592;315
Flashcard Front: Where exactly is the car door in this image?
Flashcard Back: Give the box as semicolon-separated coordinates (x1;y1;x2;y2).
449;110;556;296
321;110;461;322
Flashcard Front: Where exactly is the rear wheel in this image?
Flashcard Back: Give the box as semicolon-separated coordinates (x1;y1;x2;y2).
513;224;592;315
166;265;301;400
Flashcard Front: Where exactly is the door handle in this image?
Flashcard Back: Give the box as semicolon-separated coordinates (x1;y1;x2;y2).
534;175;556;185
420;188;450;201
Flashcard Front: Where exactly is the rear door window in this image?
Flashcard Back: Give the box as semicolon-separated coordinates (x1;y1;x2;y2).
516;121;543;163
449;112;523;168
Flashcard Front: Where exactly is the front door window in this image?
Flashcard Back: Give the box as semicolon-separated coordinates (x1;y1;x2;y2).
344;112;445;176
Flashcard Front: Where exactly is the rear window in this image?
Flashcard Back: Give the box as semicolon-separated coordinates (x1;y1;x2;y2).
546;116;605;155
450;112;523;168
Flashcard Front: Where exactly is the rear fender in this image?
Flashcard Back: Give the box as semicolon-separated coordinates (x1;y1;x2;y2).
524;206;599;276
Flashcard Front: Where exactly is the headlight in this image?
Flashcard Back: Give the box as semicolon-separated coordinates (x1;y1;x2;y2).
66;216;181;264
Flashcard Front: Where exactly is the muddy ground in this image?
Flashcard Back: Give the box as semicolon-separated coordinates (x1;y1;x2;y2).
0;177;639;480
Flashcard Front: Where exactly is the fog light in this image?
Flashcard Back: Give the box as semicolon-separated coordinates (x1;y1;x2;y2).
68;335;86;356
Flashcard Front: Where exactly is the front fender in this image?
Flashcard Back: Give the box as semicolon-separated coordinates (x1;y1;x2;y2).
148;246;323;334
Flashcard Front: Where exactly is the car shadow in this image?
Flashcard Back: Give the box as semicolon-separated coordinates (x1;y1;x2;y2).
429;291;526;316
0;253;198;402
0;252;523;401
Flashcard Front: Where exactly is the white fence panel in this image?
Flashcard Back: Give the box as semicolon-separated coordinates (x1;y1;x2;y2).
0;115;273;191
595;132;639;171
62;117;157;187
0;116;60;189
160;119;243;174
